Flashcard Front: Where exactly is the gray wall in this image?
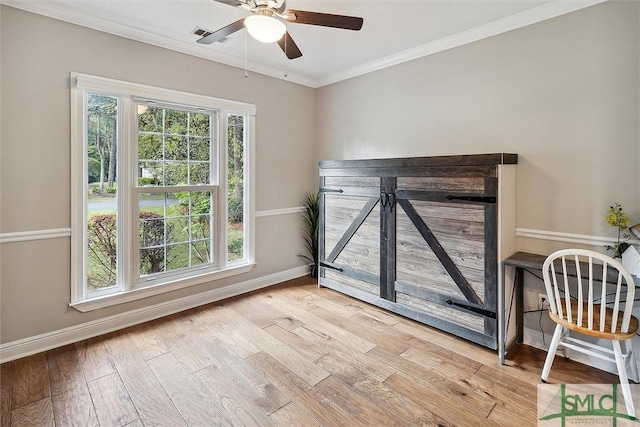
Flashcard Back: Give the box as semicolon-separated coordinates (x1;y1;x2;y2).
317;1;639;245
1;1;639;355
0;6;318;344
315;0;640;344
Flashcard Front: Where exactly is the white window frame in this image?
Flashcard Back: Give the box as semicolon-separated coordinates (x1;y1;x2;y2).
70;73;256;312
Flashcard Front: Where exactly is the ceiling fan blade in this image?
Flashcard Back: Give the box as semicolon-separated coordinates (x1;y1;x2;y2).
271;0;286;14
277;32;302;59
283;10;363;31
197;19;245;45
212;0;244;7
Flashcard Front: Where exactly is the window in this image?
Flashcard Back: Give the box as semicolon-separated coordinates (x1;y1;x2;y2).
71;73;255;311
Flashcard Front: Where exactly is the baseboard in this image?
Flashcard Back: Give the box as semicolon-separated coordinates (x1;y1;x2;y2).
0;266;311;363
4;268;637;373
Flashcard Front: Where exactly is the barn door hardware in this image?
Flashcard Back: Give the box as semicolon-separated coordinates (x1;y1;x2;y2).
380;192;396;212
446;195;496;203
320;187;344;193
319;262;343;272
445;299;496;318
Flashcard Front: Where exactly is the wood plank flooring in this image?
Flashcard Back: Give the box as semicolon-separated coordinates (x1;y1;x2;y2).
1;276;619;426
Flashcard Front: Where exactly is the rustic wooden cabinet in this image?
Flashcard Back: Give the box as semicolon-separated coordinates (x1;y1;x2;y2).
318;154;517;349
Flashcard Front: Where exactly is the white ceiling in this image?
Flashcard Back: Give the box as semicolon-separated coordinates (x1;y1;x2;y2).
2;0;605;87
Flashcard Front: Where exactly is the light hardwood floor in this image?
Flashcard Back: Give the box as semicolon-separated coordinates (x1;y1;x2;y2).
1;276;619;426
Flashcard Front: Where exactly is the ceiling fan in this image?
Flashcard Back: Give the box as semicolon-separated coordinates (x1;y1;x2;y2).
196;0;364;59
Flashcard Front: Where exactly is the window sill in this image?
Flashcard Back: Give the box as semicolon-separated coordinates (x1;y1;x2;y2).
70;262;256;312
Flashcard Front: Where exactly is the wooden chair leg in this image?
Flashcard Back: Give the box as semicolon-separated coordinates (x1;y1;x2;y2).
613;340;636;418
541;324;564;382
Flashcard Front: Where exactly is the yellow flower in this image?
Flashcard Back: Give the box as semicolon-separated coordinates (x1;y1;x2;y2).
606;203;629;230
605;202;630;258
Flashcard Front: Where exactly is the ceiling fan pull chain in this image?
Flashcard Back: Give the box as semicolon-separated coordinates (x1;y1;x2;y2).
244;28;249;78
284;34;288;77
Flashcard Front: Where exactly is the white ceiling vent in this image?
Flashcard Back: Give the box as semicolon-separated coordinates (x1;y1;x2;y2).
192;27;233;43
192;27;213;38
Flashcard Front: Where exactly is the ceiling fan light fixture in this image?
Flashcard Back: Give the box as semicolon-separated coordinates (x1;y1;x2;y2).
244;14;286;43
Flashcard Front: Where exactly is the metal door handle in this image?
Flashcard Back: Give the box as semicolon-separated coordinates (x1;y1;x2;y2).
380;192;388;207
446;195;496;203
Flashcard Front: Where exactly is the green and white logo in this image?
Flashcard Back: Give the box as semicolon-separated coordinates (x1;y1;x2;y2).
538;384;640;426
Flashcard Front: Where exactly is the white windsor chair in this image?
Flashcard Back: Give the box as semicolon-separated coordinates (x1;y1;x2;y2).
541;248;639;417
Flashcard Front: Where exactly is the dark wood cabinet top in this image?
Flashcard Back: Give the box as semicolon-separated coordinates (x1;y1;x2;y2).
319;153;518;169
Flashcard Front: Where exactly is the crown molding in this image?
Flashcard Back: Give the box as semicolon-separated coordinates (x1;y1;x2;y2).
0;0;317;87
316;0;607;87
0;0;607;88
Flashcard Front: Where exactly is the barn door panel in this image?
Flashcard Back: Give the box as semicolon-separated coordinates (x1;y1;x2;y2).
319;176;381;297
393;172;498;344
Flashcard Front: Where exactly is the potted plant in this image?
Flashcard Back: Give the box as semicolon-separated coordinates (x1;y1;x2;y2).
300;192;319;277
605;202;630;258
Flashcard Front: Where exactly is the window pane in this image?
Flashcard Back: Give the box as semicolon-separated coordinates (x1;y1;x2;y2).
167;242;190;271
138;133;163;186
191;241;210;267
86;94;118;291
190;112;210;137
139;212;166;275
190;162;210;185
166;109;187;132
137;107;212;188
138;106;163;132
190;138;210;162
228;114;244;261
87;214;118;290
165;161;188;185
192;214;211;239
166;136;188;161
138;191;213;278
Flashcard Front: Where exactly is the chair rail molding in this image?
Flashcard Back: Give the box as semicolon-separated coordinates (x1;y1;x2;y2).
0;228;72;244
255;206;304;217
515;227;640;248
0;206;306;244
1;226;633;247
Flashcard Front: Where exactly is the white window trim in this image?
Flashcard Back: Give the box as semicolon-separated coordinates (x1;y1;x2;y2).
70;72;256;312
